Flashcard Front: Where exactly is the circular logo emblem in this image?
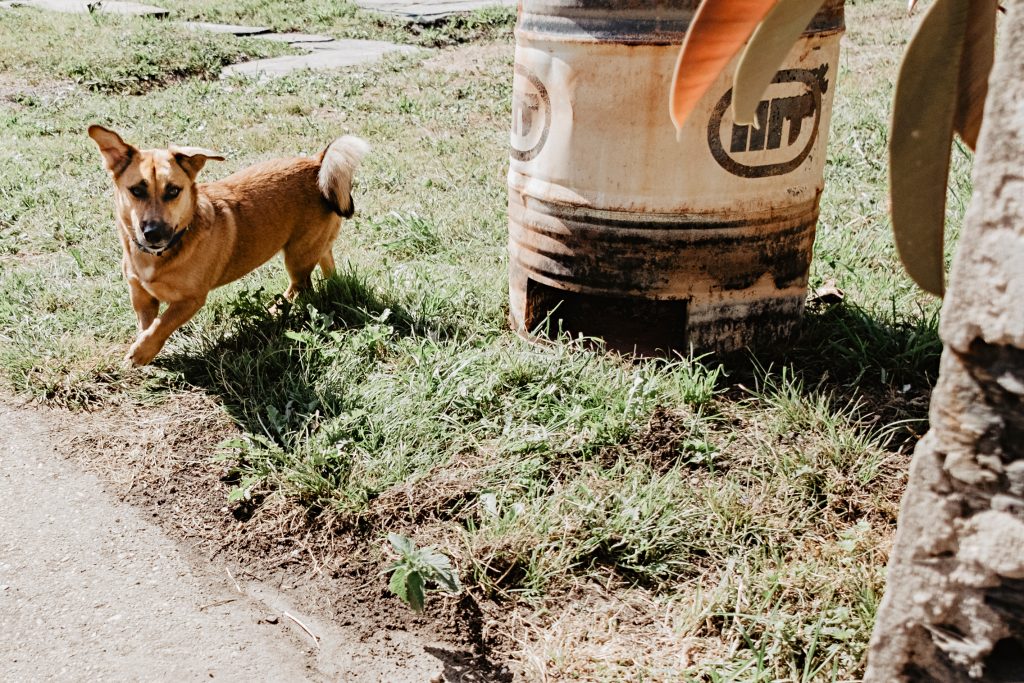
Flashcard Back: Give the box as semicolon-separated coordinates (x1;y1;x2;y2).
510;64;551;162
707;66;828;178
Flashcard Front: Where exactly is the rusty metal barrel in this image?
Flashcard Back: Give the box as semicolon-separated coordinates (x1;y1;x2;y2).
508;0;845;354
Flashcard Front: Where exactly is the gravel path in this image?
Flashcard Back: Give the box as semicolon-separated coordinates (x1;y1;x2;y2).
0;404;461;682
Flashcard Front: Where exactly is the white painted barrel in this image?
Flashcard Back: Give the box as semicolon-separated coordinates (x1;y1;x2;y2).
508;0;845;354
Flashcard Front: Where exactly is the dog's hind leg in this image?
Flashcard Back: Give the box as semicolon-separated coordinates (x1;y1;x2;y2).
284;213;340;298
283;248;317;301
318;249;336;278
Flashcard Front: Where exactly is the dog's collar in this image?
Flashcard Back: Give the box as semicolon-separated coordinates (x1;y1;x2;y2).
133;224;190;257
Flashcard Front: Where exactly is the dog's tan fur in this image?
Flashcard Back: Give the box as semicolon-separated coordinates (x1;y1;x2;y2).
88;125;369;366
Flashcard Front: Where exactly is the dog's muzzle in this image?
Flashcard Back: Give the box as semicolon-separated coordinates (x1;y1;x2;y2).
135;220;187;256
140;219;173;246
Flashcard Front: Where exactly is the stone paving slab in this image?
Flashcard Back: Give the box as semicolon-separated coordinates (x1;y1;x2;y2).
302;39;394;52
353;0;515;23
222;39;420;78
20;0;169;16
255;32;335;44
179;21;271;35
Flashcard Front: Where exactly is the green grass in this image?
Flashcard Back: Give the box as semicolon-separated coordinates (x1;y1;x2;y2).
0;10;293;94
0;1;967;679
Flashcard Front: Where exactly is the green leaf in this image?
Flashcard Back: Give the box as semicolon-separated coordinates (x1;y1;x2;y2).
421;549;462;594
283;330;310;343
227;476;258;503
820;626;856;641
388;565;410;604
480;492;499;520
890;0;970;297
406;570;425;613
432;573;461;595
388;533;415;557
732;0;826;125
69;247;86;271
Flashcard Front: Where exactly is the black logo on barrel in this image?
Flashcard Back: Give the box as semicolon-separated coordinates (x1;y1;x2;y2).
708;65;829;178
510;64;551;162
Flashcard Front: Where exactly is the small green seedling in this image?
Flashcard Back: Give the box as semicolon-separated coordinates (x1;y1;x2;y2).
386;533;462;613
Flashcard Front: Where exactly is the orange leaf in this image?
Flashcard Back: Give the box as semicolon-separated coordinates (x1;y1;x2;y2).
669;0;782;136
953;0;997;149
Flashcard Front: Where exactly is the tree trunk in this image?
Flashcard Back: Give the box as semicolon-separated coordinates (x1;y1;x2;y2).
865;2;1024;680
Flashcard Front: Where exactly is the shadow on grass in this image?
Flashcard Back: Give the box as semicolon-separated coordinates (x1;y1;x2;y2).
725;300;942;446
157;267;458;452
801;302;939;383
164;268;941;461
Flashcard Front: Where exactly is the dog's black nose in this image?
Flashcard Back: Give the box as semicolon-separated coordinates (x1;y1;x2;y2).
141;220;171;244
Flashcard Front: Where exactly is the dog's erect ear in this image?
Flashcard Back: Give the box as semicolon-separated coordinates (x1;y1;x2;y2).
88;124;138;177
169;144;225;179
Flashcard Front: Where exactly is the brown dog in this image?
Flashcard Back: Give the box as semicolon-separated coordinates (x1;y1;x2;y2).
88;125;369;366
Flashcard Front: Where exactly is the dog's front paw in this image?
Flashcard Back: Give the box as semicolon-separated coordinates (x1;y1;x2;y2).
125;339;158;367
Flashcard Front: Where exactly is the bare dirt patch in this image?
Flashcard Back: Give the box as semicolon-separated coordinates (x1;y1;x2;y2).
422;43;510;75
42;390;516;681
0;74;78;105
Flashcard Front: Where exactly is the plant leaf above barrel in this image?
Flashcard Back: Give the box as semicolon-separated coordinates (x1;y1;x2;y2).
733;0;829;126
890;0;997;296
889;0;970;297
669;0;780;135
671;0;1000;297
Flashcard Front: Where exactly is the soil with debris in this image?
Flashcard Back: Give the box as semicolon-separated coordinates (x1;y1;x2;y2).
0;399;512;682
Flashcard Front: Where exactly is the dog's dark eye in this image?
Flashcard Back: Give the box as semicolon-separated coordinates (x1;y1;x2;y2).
129;185;147;199
163;186;181;201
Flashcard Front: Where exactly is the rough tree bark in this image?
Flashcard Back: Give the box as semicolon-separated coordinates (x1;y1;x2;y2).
865;2;1024;680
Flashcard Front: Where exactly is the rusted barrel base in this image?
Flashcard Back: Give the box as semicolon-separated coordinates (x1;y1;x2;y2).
510;270;806;356
507;191;819;354
685;295;806;353
514;278;688;355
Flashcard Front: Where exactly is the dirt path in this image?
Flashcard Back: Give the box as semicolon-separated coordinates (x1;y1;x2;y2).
0;403;460;682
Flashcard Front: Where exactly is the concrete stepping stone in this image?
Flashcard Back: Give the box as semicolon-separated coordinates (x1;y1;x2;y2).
18;0;169;16
179;21;271;36
353;0;515;23
301;40;391;52
222;39;419;78
255;32;335;45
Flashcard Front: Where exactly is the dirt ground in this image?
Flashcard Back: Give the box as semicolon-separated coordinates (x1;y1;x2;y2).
0;399;511;682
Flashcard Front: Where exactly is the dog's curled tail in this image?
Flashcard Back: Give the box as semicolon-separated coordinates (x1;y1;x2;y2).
318;135;370;219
